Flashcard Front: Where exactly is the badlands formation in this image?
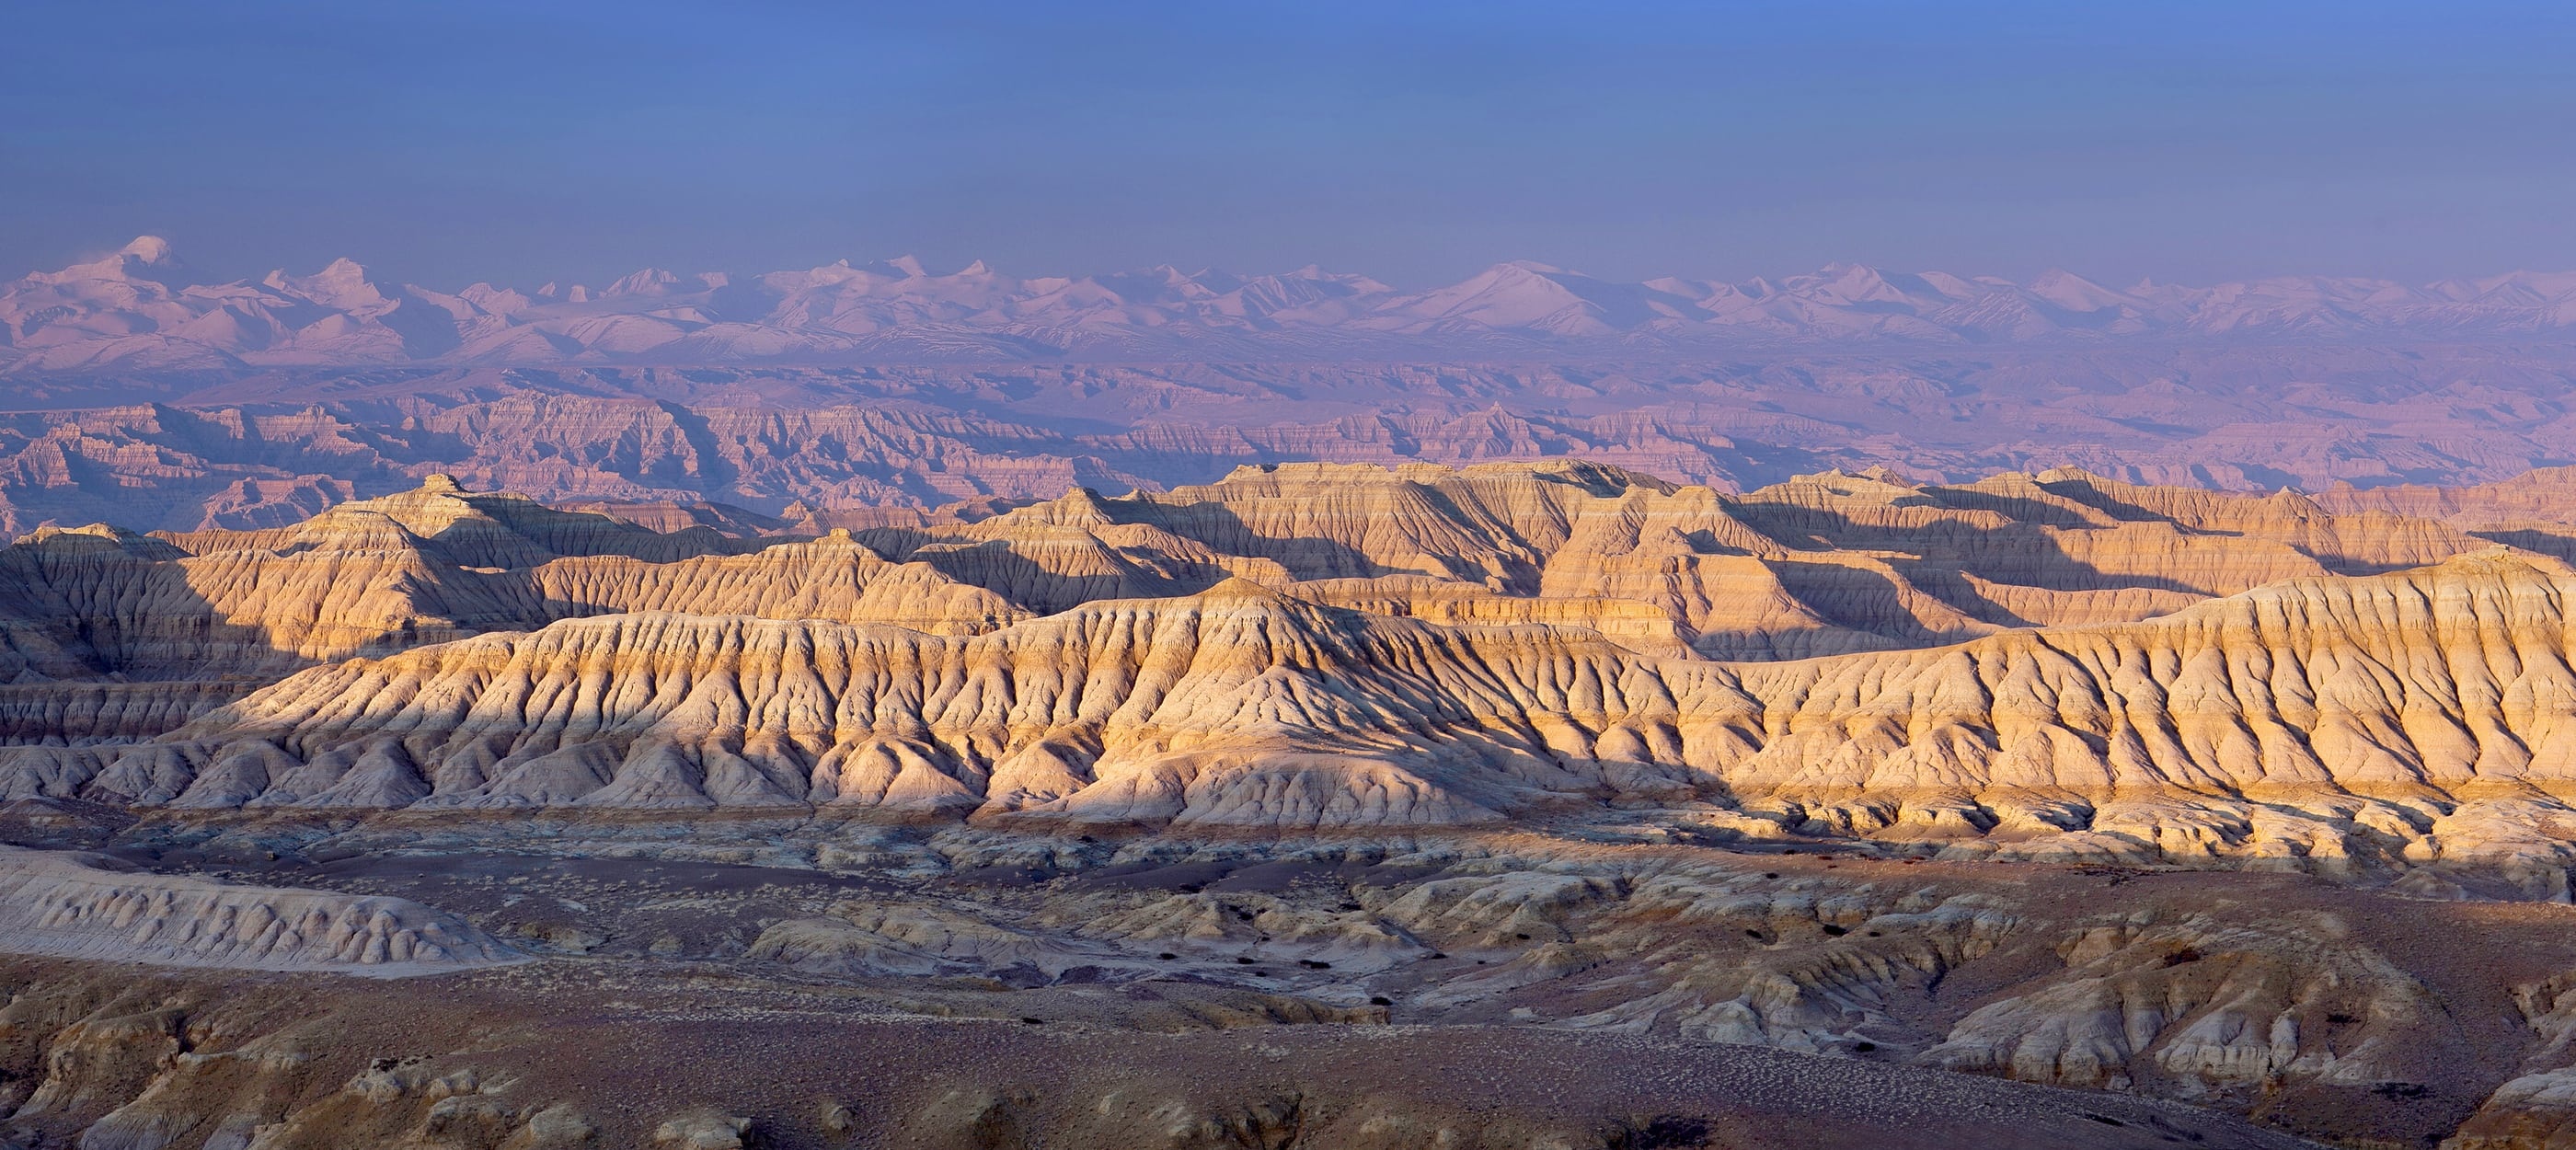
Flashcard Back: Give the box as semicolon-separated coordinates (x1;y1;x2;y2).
16;459;2576;1145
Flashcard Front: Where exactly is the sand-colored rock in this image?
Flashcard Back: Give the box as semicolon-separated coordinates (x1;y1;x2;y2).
31;450;2576;1147
849;460;2529;660
1284;574;1698;660
0;460;2548;707
1922;913;2436;1090
503;534;1026;636
0;477;1021;693
0;684;240;749
124;581;1662;826
22;543;2571;885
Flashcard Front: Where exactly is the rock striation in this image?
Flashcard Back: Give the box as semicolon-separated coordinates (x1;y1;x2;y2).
6;455;2510;717
0;845;519;972
9;527;2576;888
6;462;2576;869
0;477;1020;695
854;459;2513;661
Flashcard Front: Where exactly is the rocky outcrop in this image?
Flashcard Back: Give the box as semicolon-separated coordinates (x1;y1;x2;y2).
0;477;1019;689
0;948;2325;1150
24;456;2524;698
0;684;240;747
114;581;1669;826
0;846;519;972
502;533;1025;636
17;461;2576;886
852;459;2533;661
2;401;2569;673
10;545;2576;883
4;831;2502;1146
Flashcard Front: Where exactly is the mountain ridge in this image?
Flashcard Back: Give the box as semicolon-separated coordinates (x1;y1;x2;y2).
9;463;2576;862
18;237;2576;372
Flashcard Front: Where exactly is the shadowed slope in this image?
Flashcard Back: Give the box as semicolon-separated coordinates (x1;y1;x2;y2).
15;551;2576;891
860;460;2522;660
0;477;1022;687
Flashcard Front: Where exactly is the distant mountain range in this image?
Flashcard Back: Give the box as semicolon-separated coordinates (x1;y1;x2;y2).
11;237;2576;373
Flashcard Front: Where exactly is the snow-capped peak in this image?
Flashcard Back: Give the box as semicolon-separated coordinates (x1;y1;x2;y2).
120;236;178;265
13;242;2576;371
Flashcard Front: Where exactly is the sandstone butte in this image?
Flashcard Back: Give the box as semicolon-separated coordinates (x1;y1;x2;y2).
0;460;2567;886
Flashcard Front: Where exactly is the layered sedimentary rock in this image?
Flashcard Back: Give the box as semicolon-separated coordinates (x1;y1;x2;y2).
0;477;1019;688
0;683;240;744
503;533;1026;635
10;460;2576;857
6;541;2570;891
0;845;517;972
98;581;1642;824
0;438;2554;705
17;455;2513;711
2320;465;2576;568
861;458;2514;659
17;458;2576;1146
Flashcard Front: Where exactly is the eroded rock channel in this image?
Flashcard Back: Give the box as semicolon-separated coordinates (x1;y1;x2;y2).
12;463;2576;1146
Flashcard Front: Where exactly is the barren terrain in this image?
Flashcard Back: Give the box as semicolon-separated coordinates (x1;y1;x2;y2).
13;454;2576;1145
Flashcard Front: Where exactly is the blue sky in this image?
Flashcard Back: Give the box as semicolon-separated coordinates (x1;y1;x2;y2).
6;1;2574;288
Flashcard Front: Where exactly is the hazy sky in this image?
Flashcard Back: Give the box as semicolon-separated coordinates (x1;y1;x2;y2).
7;1;2576;289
